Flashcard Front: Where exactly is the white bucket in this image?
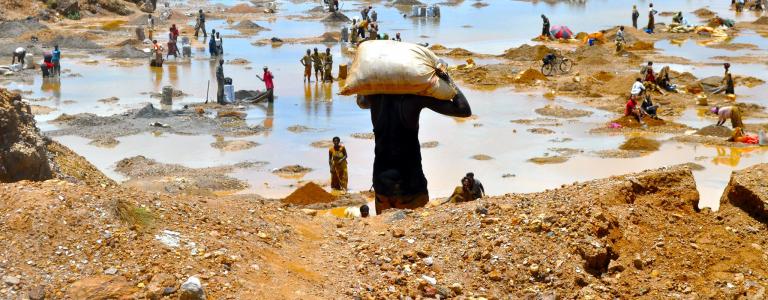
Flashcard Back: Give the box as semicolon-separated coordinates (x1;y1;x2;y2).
24;53;34;69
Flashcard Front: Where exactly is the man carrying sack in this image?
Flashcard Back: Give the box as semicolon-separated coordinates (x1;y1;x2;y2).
345;41;472;214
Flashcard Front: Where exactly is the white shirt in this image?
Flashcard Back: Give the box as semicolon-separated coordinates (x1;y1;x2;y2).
631;81;646;95
14;47;25;54
718;106;733;122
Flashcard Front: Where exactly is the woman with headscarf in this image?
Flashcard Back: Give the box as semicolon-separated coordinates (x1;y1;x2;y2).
712;106;744;129
328;137;348;191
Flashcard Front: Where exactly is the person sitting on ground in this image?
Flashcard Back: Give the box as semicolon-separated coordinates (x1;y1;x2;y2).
630;78;646;98
625;95;643;124
712;105;744;128
641;95;660;118
448;177;478;204
728;127;759;144
672;12;684;24
642;61;655;83
342;204;370;219
655;66;676;92
356;71;471;214
466;172;485;199
12;47;26;67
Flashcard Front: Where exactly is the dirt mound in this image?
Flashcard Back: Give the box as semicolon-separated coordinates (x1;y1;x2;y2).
471;154;493;160
753;16;768;25
445;48;474;57
528;127;555;134
320;31;341;43
528;156;569;164
0;89;53;182
351;132;375;139
619;137;661;151
573;46;611;65
514;68;548;84
114;38;142;47
695;125;733;137
693;8;716;18
109;45;149;59
429;44;447;51
228;3;261;13
602;74;638;95
393;0;424;5
322;12;350;23
610;115;666;128
283;182;335;205
500;44;555;61
24;30;103;49
233;20;269;32
0;19;48;38
535;104;592;118
592;71;615;82
273;165;312;178
133;104;169;118
210;140;259;152
721;163;768;222
625;40;654;51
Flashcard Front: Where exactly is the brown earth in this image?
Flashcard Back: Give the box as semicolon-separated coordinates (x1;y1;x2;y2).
0;89;53;182
619;136;661;152
283;182;335;206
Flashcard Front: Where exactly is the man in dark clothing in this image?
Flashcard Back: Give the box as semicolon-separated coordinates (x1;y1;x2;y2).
356;74;471;214
647;3;657;33
632;5;639;28
194;9;207;38
466;172;485;199
541;14;551;39
216;59;225;104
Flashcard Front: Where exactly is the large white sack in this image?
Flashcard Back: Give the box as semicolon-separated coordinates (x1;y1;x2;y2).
340;40;456;100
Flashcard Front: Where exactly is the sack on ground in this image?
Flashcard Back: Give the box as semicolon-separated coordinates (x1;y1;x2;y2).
340;40;456;100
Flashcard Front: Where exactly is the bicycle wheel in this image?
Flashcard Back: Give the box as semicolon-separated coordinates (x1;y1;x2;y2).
542;63;554;76
559;59;573;73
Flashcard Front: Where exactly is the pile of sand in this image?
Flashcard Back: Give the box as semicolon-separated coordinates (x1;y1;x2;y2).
625;40;655;51
429;44;447;51
233;20;269;32
592;71;615;82
619;137;661;151
228;3;261;13
445;48;474;57
320;32;341;43
514;68;548;84
535;104;592;118
695;125;733;137
322;12;350;23
573;46;611;65
753;16;768;25
602;75;638;96
283;182;335;205
500;44;555;61
611;115;666;128
693;8;716;18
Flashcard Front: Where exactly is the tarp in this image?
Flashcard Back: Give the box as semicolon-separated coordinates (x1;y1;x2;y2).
550;25;573;39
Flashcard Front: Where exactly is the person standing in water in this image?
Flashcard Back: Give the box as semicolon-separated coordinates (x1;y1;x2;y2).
215;59;225;104
300;49;313;83
724;63;735;95
312;48;323;83
194;9;207;38
51;45;61;77
256;66;275;102
323;47;333;82
328;136;348;191
356;72;471;214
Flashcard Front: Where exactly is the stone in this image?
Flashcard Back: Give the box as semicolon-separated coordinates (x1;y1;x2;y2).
577;241;611;274
488;270;503;281
28;285;46;300
745;281;766;300
388;210;408;222
65;276;139;299
146;273;177;300
720;163;768;223
475;206;489;215
632;254;644;270
449;283;463;295
179;276;206;300
3;276;20;286
0;89;54;182
423;256;434;266
391;228;405;238
104;267;118;275
607;260;625;273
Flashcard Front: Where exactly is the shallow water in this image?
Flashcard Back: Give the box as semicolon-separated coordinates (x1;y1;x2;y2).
5;0;768;209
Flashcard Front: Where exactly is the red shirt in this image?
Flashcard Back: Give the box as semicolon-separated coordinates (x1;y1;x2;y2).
625;98;637;116
263;71;274;90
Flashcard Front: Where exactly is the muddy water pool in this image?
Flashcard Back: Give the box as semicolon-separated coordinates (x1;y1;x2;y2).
5;0;768;209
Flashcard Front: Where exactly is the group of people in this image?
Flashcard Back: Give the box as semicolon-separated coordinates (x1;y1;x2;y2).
733;0;765;12
12;46;62;78
301;48;334;83
624;61;681;123
630;3;657;33
347;6;400;45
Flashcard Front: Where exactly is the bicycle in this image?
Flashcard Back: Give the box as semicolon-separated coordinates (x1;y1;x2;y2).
541;52;573;76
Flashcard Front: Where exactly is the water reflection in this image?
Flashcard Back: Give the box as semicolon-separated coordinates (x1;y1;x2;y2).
40;78;61;103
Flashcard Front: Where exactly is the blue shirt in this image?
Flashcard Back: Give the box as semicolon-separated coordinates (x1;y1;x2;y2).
52;49;61;62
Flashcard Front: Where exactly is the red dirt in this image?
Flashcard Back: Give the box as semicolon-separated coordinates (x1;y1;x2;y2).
283;182;335;205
